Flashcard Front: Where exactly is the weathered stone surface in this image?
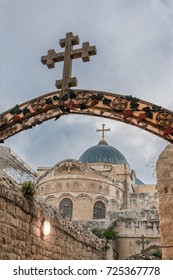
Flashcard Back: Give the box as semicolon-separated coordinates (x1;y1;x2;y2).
0;173;105;260
156;144;173;260
78;208;160;260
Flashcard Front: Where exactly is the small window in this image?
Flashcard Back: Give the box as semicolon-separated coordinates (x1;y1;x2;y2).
59;198;73;219
93;201;106;219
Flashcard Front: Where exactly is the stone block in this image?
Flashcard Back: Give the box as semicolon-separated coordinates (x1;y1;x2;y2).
0;210;4;221
0;199;6;210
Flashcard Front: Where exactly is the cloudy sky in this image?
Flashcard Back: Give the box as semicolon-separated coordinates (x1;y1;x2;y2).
0;0;173;183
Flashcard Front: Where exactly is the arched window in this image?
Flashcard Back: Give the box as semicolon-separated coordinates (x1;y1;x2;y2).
93;201;106;219
59;198;73;219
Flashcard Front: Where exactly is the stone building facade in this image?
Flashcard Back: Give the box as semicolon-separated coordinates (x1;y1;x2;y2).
0;126;162;259
36;131;160;259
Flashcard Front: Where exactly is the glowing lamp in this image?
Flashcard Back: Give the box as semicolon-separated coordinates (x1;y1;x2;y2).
43;221;51;236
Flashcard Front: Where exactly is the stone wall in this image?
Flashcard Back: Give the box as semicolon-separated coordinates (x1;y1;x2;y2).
109;209;160;259
79;208;160;259
0;171;105;260
130;192;158;209
156;144;173;260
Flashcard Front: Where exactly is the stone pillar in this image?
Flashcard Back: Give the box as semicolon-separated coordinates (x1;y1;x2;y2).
156;144;173;260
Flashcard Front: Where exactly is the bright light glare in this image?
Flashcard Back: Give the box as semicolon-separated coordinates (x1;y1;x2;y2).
43;221;50;236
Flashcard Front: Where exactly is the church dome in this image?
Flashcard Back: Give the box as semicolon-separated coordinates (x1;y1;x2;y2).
79;140;127;164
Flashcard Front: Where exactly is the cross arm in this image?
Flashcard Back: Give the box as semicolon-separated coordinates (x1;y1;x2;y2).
96;128;111;132
82;42;97;62
71;42;97;62
41;50;65;69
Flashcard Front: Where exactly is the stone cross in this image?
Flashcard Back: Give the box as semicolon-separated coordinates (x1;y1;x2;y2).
41;32;97;97
136;235;150;253
96;124;111;141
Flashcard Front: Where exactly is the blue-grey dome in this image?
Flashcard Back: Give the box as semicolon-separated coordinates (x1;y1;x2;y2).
135;178;144;185
79;141;127;164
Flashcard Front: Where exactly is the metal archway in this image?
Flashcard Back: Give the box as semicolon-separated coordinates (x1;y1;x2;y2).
0;88;173;143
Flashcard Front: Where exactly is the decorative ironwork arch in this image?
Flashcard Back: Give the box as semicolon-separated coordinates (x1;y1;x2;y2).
0;88;173;143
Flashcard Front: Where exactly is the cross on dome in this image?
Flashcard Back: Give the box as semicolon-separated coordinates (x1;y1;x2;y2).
96;124;111;142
